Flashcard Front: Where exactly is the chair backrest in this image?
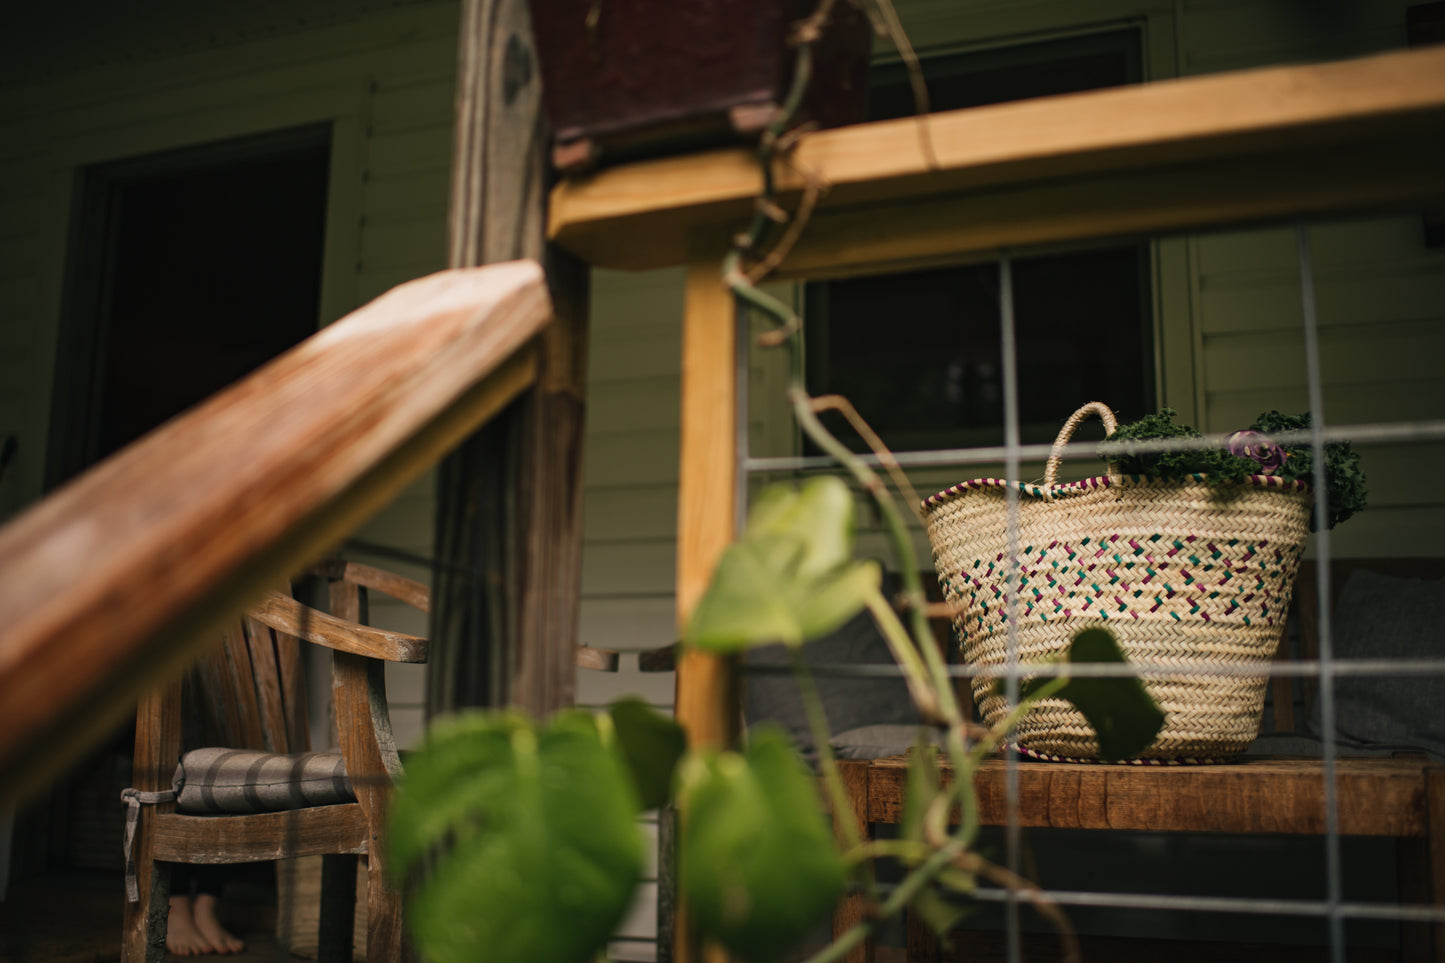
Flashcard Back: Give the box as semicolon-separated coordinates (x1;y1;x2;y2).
186;601;311;755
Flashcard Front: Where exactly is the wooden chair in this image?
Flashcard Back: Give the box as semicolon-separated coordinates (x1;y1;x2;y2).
833;558;1445;963
121;560;429;963
121;557;672;963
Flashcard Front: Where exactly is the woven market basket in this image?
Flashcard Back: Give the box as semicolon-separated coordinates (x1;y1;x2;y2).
923;402;1313;762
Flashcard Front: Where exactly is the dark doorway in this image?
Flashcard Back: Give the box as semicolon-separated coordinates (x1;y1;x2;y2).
47;123;331;486
18;125;331;881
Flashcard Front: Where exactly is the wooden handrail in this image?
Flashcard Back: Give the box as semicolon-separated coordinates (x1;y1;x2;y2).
549;44;1445;276
0;260;551;804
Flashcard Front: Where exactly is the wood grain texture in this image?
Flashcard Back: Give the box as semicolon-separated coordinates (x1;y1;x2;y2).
318;560;431;613
512;250;590;716
249;593;428;664
448;0;547;272
436;0;588;720
328;573;413;961
0;261;549;804
549;45;1445;272
674;245;742;752
121;681;182;963
864;754;1435;838
833;760;874;963
673;244;741;963
150;805;371;862
244;615;291;754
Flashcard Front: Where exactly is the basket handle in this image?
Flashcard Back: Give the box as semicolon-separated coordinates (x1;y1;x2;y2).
1045;402;1119;487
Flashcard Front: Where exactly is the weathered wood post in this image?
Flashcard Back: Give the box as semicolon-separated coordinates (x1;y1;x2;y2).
430;0;588;719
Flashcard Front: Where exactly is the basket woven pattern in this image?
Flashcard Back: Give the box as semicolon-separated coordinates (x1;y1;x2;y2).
923;403;1313;761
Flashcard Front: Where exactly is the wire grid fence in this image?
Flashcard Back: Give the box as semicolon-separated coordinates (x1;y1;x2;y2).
736;215;1445;962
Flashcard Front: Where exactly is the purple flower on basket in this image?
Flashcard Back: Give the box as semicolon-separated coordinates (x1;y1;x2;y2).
1225;430;1287;474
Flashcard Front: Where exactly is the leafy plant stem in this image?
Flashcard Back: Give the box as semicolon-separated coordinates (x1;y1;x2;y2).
862;590;943;722
789;648;867;860
788;384;957;724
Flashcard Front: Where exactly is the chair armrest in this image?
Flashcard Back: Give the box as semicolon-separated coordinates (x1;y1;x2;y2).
249;593;427;663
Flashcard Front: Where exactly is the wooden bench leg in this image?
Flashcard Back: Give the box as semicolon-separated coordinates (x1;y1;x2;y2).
835;760;874;963
1400;833;1429;963
1428;769;1445;963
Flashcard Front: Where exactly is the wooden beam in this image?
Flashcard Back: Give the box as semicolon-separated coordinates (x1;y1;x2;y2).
0;262;550;805
549;44;1445;272
673;241;743;963
674;241;743;753
433;0;588;720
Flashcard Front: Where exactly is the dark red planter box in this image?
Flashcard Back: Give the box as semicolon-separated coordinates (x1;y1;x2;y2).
530;0;873;173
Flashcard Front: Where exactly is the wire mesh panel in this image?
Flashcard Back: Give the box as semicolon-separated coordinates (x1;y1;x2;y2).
737;209;1445;962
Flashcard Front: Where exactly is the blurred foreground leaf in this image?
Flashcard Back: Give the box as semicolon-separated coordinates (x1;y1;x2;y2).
685;477;880;652
388;710;644;963
1019;628;1165;762
608;697;687;811
679;728;847;962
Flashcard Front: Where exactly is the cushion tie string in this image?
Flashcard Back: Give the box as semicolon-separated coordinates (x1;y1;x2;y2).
120;786;177;902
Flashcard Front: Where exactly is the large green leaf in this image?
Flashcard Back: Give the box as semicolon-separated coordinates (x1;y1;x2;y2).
608;697;687;811
685;477;881;652
1019;628;1165;762
387;710;645;963
679;728;847;962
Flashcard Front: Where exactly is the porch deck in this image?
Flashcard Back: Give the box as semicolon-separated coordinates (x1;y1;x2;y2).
1;871;286;963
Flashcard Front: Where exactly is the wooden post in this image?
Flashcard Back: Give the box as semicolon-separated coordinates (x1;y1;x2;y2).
673;239;744;963
432;0;588;718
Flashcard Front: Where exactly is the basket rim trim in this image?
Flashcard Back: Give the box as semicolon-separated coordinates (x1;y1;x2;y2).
921;472;1310;511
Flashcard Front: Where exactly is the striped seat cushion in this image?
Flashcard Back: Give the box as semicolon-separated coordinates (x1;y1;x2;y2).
174;748;355;814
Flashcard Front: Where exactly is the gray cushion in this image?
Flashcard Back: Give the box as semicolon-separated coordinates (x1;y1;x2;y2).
830;724;938;760
174;748;355;814
745;611;921;762
1307;568;1445;760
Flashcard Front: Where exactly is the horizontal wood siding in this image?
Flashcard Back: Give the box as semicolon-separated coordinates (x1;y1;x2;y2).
1171;5;1443;556
0;1;461;748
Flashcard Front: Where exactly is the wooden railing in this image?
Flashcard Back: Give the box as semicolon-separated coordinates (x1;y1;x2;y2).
550;44;1445;279
0;260;552;805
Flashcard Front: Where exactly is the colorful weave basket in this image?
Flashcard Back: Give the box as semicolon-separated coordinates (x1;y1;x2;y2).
922;402;1313;762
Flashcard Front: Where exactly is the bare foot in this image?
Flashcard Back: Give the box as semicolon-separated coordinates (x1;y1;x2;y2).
192;893;245;955
166;895;212;956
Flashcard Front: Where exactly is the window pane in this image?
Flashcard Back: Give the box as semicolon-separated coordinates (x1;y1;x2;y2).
805;246;1152;452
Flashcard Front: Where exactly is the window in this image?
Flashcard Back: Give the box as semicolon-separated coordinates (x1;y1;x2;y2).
804;29;1153;451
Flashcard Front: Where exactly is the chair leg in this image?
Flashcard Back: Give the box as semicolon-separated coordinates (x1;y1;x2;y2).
121;858;171;963
318;854;357;963
364;848;411;963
